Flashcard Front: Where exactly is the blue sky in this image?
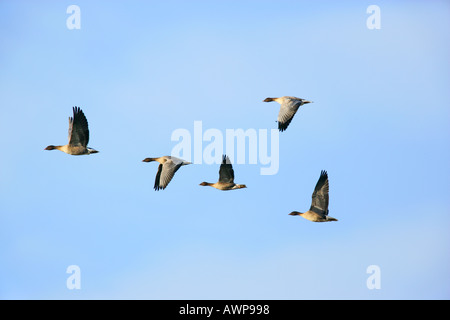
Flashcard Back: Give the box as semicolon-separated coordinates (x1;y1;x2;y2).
0;0;449;299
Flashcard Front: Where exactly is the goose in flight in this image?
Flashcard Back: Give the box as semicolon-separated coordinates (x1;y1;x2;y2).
289;170;337;222
45;107;99;155
199;155;247;190
142;156;191;191
263;96;312;132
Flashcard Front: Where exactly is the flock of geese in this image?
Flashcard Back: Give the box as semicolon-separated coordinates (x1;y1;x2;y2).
44;96;338;223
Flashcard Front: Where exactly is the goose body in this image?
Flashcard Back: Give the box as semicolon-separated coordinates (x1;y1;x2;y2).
142;156;191;191
263;96;312;132
45;107;98;155
200;155;246;191
289;170;338;222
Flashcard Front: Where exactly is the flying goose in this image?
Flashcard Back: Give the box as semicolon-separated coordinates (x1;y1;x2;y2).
45;107;99;155
142;156;191;191
263;96;312;132
199;155;247;190
289;170;338;222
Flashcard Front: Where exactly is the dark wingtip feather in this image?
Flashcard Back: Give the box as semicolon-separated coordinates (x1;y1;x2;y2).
154;183;167;191
278;121;288;132
73;106;80;114
153;164;163;191
222;154;231;164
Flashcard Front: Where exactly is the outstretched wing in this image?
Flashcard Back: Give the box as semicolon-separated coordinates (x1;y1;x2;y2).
218;155;234;183
68;107;89;147
277;98;302;132
310;170;329;215
154;159;183;191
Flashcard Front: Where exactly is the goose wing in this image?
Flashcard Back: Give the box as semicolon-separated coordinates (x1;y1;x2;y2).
218;155;234;183
277;97;302;132
154;159;183;191
68;107;89;147
309;170;330;215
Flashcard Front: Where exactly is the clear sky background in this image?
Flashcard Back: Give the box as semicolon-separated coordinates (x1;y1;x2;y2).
0;0;449;300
